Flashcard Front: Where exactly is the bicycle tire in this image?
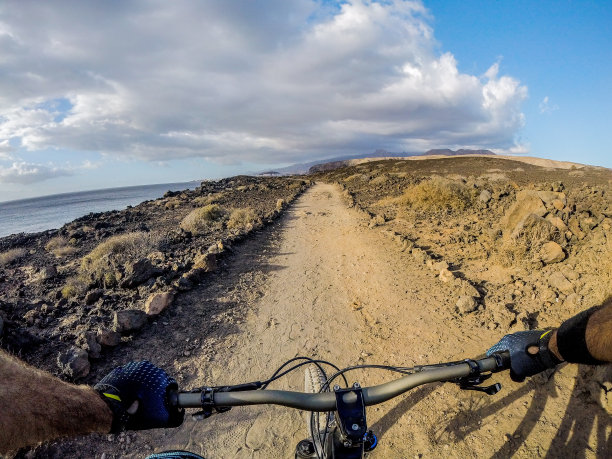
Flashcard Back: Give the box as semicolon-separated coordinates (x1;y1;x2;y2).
304;365;332;440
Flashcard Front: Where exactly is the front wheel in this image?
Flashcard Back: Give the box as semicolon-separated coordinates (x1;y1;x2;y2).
303;364;333;456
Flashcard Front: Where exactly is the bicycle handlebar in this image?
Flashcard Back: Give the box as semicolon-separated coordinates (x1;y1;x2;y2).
175;353;510;412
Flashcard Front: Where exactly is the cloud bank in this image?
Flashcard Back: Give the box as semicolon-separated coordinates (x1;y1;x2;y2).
0;0;527;179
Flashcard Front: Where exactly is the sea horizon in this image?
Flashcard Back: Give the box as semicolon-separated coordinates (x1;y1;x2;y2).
0;180;202;238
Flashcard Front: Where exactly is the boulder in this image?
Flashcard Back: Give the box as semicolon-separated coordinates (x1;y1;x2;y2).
79;331;102;359
85;289;103;305
97;328;122;347
113;309;147;333
193;253;217;272
144;292;175;316
456;279;481;298
536;191;566;206
548;272;573;294
568;218;586;240
500;191;547;236
539;241;565;264
551;199;565;211
479;190;492;203
176;275;194;291
120;259;161;288
456;296;478;314
57;347;90;379
40;265;58;280
439;268;454;283
545;215;568;232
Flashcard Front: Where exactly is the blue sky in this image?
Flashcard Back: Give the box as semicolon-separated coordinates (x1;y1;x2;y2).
0;0;610;202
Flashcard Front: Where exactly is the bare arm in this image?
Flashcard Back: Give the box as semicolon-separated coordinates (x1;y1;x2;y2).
548;297;612;363
0;350;112;454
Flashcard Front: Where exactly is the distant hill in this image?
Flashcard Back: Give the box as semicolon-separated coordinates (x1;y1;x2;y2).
424;148;495;156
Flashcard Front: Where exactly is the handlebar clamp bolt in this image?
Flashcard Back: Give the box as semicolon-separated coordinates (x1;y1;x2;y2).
353;382;361;389
333;384;341;391
352;423;360;431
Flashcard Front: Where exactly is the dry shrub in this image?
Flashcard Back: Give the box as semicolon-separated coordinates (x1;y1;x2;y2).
398;177;475;212
45;236;77;258
497;215;562;266
193;192;224;207
164;198;182;210
227;208;260;231
370;175;388;186
180;204;225;235
61;276;88;298
80;232;158;285
0;248;26;266
343;173;364;183
288;181;304;190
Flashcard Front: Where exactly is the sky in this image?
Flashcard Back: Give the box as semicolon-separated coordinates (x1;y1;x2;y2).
0;0;610;202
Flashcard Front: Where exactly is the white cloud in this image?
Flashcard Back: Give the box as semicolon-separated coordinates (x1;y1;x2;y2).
0;0;528;166
0;161;72;184
539;96;559;114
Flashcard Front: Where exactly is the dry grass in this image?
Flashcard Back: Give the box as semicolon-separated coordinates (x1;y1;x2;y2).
227;208;260;231
193;192;225;207
343;173;364;183
370;175;389;186
61;276;88;299
276;199;285;211
80;231;158;285
180;204;225;235
164;198;182;210
397;177;475;212
45;236;77;258
497;215;562;267
0;248;26;266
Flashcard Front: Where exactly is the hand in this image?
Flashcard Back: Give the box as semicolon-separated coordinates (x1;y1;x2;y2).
487;330;561;382
95;361;184;432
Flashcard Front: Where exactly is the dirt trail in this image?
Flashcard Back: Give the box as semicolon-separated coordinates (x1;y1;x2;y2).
45;182;607;458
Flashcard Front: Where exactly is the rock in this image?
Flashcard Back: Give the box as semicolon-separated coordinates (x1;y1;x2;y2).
144;292;174;316
85;289;103;305
568;217;586;240
539;241;565;264
176;275;194;291
545;215;568;232
23;309;39;325
548;272;574;294
579;217;597;232
411;248;428;264
551;199;565;211
79;331;102;359
120;259;161;288
456;279;481;298
113;309;147;333
479;190;492;203
456;296;477;314
500;191;547;236
439;268;454;283
193;253;217;272
0;316;3;337
536;191;566;205
40;265;58;280
97;328;121;347
57;347;90;379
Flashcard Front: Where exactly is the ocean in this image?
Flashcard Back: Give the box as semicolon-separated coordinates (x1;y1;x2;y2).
0;181;200;238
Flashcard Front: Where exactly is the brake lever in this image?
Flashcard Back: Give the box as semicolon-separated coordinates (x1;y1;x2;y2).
453;359;502;396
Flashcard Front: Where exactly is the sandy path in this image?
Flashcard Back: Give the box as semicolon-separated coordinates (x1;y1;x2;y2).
148;182;497;458
52;182;606;458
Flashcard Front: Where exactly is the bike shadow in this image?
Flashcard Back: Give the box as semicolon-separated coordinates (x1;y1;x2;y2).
440;366;611;458
370;366;611;458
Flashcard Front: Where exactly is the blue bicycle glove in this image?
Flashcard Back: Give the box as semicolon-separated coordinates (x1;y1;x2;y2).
95;361;184;432
487;330;561;382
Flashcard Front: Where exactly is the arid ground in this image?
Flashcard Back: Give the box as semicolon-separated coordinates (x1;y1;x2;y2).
1;156;611;458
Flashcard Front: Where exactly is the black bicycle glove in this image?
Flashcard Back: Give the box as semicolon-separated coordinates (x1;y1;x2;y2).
486;330;562;382
94;360;184;433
